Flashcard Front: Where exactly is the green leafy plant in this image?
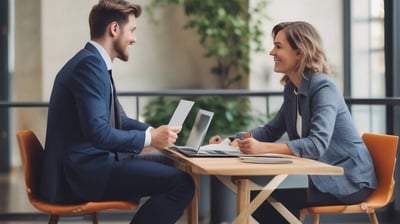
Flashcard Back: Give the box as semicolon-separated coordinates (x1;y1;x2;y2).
143;1;269;141
146;0;268;89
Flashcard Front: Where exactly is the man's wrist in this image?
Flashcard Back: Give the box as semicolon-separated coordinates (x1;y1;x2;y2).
144;127;153;147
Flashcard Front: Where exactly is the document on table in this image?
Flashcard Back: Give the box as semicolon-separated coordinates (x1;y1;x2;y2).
168;99;195;127
199;141;240;153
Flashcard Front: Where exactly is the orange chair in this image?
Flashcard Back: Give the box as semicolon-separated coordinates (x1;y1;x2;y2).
16;130;138;224
300;133;399;224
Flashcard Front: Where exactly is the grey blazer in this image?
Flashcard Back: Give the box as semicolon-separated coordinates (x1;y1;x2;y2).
251;73;377;199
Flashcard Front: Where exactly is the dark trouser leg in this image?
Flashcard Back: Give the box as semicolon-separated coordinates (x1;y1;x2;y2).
103;158;195;224
251;187;344;224
251;188;307;224
251;182;373;224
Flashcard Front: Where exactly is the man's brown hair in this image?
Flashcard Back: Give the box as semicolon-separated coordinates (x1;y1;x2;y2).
89;0;142;39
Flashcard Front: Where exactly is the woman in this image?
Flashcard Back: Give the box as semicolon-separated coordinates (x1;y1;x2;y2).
210;21;377;223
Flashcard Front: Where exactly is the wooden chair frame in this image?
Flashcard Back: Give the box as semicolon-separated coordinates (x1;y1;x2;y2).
300;133;399;224
16;130;138;224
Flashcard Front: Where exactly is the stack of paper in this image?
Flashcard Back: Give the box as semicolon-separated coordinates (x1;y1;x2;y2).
240;154;293;164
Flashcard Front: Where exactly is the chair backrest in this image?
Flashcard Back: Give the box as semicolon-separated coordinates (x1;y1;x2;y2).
16;130;44;201
362;133;398;206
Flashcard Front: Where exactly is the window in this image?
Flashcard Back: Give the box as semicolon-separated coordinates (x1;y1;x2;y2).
348;0;386;133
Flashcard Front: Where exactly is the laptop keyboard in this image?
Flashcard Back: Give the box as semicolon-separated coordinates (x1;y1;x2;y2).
170;146;198;154
205;150;229;154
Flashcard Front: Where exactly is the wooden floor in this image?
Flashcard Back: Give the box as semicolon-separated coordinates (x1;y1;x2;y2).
1;168;399;224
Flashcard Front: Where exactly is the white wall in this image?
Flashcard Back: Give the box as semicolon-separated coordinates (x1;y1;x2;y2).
12;0;46;167
40;0;217;121
41;0;216;97
250;0;343;92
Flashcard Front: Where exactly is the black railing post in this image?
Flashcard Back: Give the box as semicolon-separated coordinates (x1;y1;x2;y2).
0;0;9;172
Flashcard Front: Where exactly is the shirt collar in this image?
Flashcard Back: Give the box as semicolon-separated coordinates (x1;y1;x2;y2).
89;40;112;71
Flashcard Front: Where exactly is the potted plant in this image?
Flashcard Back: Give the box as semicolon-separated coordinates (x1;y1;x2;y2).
146;0;267;89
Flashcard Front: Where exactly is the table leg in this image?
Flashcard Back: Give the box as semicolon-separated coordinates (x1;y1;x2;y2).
216;176;257;224
215;175;237;192
236;178;251;224
188;173;199;224
174;160;199;224
268;197;302;224
233;175;288;224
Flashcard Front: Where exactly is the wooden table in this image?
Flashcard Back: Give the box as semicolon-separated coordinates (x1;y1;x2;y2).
164;149;344;224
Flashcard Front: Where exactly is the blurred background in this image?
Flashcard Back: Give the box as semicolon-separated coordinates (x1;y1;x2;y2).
1;0;399;223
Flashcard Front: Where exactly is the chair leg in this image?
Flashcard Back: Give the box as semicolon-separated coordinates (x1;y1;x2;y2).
368;211;379;224
299;210;306;222
48;215;59;224
313;214;320;224
91;212;99;224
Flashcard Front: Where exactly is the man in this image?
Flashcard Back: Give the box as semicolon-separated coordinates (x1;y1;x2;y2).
40;1;195;223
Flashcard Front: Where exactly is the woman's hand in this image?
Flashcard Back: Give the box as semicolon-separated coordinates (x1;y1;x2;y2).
237;138;266;154
209;135;223;144
209;135;239;147
237;138;294;155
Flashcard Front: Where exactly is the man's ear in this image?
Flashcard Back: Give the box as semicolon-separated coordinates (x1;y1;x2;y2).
109;21;119;38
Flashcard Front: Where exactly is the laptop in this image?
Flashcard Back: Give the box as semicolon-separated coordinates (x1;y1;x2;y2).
117;99;194;161
169;109;243;157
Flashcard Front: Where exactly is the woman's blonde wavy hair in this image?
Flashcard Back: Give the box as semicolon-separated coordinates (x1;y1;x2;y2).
272;21;331;85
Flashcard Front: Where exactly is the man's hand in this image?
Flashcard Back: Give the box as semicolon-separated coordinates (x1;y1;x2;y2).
150;125;181;149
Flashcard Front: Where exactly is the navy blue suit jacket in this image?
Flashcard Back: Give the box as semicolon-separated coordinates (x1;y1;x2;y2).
40;43;149;203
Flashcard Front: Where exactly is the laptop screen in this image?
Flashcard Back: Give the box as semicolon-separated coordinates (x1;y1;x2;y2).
185;109;214;149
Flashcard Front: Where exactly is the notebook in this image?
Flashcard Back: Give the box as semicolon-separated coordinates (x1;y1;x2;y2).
239;154;293;164
169;109;243;157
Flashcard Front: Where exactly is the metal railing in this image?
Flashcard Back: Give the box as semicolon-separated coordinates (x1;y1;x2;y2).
0;90;285;120
1;89;400;129
2;89;400;107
